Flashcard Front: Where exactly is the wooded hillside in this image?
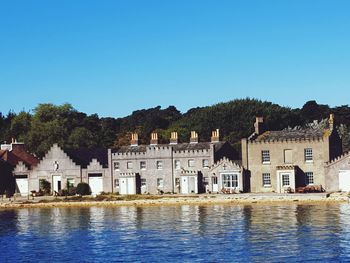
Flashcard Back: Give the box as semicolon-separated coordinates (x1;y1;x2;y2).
1;99;349;157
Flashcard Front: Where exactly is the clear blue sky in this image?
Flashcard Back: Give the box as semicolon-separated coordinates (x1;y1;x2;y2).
1;0;350;117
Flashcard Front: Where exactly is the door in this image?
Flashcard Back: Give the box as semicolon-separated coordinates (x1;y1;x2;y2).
181;177;188;194
127;177;135;194
15;175;28;196
339;170;350;192
120;178;127;194
53;175;62;193
189;177;196;193
212;176;218;192
88;174;103;196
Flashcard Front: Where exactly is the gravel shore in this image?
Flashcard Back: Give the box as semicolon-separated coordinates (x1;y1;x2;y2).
0;193;348;209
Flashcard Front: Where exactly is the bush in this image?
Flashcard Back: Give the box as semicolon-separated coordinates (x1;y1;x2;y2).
39;179;51;195
76;183;91;196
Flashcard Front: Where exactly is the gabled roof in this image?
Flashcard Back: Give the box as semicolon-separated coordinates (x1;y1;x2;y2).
64;148;109;168
0;145;39;169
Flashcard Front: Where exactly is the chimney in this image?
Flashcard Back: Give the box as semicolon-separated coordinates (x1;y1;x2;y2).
329;113;334;131
211;129;220;143
150;132;158;145
130;133;139;146
190;131;198;144
170;131;178;144
254;117;265;135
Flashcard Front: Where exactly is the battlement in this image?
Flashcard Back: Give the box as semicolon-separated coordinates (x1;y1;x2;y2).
326;151;350;166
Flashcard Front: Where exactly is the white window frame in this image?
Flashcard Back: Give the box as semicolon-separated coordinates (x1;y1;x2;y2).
174;160;181;170
114;179;119;187
114;162;120;170
202;159;209;168
127;161;133;169
221;173;238;188
140;161;146;170
156;161;163;170
141;178;147;187
262;150;270;164
262;173;271;187
305;172;314;185
188;159;195;168
157;178;164;188
304;148;313;163
282;174;290;187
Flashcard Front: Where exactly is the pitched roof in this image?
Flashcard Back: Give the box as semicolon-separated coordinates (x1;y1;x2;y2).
0;145;39;169
113;141;226;153
64;148;109;168
254;128;327;142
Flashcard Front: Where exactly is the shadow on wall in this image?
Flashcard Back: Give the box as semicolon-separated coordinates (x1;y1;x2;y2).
0;160;15;197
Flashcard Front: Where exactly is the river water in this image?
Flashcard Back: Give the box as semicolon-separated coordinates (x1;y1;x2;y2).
1;204;350;262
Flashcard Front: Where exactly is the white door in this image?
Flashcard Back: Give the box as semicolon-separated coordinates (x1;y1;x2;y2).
127;177;135;194
120;178;127;194
16;178;28;196
53;175;62;193
339;170;350;192
181;177;189;194
212;176;218;192
89;175;103;196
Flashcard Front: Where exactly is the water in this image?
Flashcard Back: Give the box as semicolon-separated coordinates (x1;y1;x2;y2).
1;204;350;262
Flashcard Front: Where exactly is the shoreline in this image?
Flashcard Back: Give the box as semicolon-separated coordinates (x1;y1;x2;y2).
0;193;348;209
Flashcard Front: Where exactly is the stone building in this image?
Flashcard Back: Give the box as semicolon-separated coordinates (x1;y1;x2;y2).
28;144;112;195
241;115;342;193
325;152;350;192
0;141;39;196
112;130;242;194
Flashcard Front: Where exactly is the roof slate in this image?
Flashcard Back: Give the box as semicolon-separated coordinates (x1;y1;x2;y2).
64;148;109;168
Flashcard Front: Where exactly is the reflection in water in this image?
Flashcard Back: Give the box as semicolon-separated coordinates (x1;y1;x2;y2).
1;204;350;262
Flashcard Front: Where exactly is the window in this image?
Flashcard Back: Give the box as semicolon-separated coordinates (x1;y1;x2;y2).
212;176;218;185
202;159;209;168
175;178;180;187
284;149;293;164
141;178;147;187
67;178;75;188
157;161;163;170
222;174;238;188
114;179;119;187
305;148;313;162
140;161;146;170
282;174;290;186
262;150;270;163
127;161;133;169
305;172;314;185
175;160;181;170
188;159;195;167
157;178;164;188
262;173;271;186
114;162;120;170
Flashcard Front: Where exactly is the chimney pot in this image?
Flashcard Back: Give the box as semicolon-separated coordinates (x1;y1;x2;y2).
170;131;178;144
211;129;220;143
254;117;265;135
150;132;158;145
190;131;198;144
131;133;139;146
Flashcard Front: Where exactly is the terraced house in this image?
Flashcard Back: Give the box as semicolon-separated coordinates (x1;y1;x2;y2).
111;130;244;195
241;115;343;193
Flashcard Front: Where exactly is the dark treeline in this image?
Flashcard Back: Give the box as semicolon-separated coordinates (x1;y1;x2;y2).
1;99;350;157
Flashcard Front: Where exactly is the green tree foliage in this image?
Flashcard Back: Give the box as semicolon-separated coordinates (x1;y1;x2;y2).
1;99;350;156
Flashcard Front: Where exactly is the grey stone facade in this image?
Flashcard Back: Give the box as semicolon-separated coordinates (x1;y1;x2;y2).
112;130;240;194
28;144;112;195
242;115;343;193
